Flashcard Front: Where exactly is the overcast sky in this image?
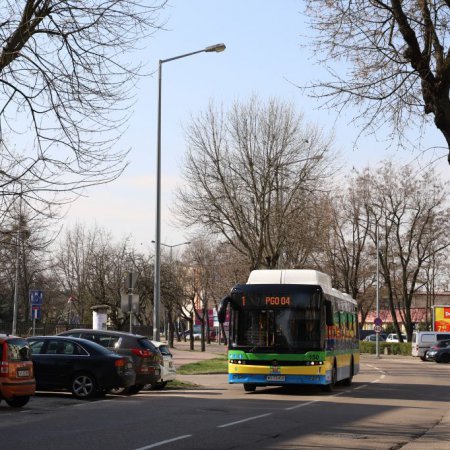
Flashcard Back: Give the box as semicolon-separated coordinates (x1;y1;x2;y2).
62;0;448;253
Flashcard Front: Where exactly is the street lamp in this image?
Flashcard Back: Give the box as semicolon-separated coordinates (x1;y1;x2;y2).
152;240;191;262
12;193;23;336
153;43;226;341
375;222;380;358
365;204;381;358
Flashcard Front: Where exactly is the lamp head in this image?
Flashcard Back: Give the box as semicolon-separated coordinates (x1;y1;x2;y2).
205;43;226;53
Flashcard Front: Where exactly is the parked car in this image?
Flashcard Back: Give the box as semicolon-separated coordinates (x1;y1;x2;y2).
27;336;135;399
386;333;407;343
182;329;201;340
58;329;162;394
412;331;450;361
363;334;387;342
148;341;177;389
0;334;35;407
425;339;450;363
182;326;216;341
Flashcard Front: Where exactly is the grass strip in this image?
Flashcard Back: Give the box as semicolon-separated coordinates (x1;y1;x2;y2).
177;355;228;375
164;380;202;390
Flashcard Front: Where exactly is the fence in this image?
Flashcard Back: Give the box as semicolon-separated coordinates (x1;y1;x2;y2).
0;322;153;338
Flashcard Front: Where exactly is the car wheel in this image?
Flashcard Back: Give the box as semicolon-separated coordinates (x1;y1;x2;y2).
420;353;427;362
150;381;167;390
5;396;30;408
243;383;256;392
71;373;97;399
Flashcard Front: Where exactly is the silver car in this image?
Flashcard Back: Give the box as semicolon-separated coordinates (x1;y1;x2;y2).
149;341;177;389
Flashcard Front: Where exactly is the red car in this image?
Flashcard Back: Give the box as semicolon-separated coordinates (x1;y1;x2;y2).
0;334;35;407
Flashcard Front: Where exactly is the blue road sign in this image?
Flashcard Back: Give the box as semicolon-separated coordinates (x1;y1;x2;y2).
30;290;44;305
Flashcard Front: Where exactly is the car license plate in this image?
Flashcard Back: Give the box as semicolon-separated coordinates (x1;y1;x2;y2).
17;369;29;377
266;375;285;381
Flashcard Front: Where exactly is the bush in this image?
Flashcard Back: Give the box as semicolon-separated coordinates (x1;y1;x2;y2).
359;341;411;356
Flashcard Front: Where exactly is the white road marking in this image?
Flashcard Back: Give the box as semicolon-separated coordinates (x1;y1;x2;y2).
329;391;346;397
217;413;272;428
354;384;368;390
285;400;318;411
134;434;192;450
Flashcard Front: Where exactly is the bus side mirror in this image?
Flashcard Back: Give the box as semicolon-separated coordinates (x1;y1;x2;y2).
325;300;334;326
218;296;231;323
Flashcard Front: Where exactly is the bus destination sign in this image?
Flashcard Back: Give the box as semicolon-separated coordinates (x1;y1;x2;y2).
240;295;291;308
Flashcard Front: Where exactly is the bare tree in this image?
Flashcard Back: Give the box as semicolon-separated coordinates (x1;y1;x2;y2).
314;177;376;326
304;1;450;163
0;199;55;327
175;96;336;269
368;161;450;340
0;1;166;199
53;225;136;327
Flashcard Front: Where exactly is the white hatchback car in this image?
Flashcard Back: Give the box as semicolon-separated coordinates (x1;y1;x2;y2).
149;341;177;389
386;333;407;343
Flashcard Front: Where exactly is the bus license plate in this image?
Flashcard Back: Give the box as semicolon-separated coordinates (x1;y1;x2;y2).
17;369;29;377
266;375;285;381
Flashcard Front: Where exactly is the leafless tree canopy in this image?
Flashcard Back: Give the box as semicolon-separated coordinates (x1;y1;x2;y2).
304;1;450;164
175;97;336;269
321;161;450;339
0;0;166;202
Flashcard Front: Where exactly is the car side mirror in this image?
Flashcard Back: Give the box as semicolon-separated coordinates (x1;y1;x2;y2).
218;295;231;323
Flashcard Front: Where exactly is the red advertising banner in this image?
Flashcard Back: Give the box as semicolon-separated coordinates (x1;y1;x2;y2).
433;306;450;332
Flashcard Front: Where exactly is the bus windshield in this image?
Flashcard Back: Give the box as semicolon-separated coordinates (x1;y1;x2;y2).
234;308;322;352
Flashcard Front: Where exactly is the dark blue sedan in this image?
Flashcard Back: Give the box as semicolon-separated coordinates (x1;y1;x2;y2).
27;336;136;399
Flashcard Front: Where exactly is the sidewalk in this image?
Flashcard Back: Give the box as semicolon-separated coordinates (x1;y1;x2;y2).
167;340;227;368
401;410;450;449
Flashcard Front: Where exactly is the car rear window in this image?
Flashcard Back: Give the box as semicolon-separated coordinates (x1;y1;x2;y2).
137;338;157;351
158;345;171;356
5;338;31;362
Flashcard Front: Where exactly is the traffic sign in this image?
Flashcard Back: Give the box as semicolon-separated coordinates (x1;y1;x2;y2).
31;305;41;320
374;325;382;333
30;290;43;305
374;317;383;326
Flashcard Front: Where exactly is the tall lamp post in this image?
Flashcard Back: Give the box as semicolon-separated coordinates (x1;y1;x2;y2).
152;240;191;262
12;193;23;336
375;222;380;358
153;43;226;341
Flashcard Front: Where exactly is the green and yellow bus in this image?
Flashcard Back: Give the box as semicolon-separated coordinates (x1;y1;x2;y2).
218;269;359;392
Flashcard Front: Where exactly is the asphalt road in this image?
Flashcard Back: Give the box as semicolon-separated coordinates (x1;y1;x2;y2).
1;354;449;450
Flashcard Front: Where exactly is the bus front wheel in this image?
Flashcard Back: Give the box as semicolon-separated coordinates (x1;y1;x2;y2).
244;383;256;392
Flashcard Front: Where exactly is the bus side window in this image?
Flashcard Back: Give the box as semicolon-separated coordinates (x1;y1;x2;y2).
325;300;334;326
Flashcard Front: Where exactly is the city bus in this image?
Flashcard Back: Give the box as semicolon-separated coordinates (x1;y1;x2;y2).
217;269;359;392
